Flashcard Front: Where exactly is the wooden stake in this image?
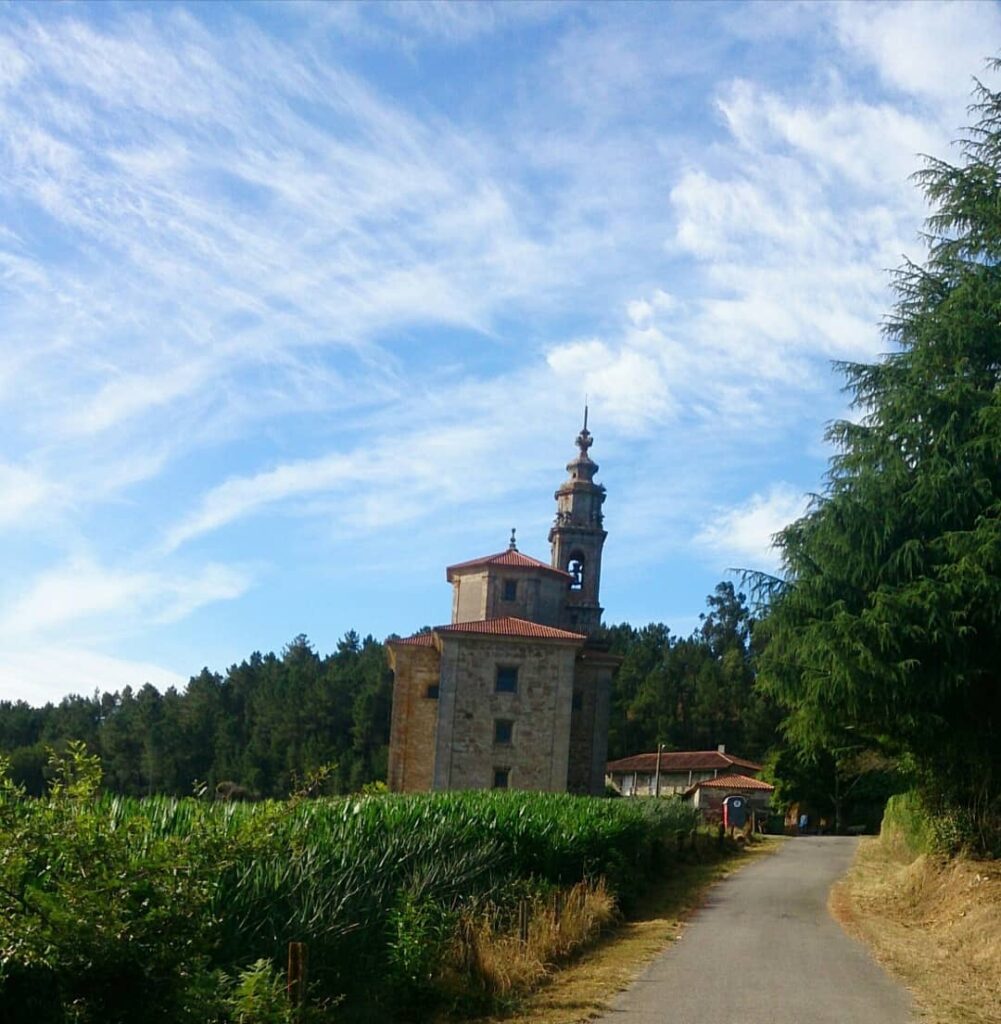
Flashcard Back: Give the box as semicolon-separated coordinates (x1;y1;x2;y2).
518;899;529;944
287;941;307;1013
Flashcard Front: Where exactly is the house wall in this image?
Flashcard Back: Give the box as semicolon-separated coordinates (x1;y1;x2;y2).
433;634;578;792
609;766;746;796
386;643;442;792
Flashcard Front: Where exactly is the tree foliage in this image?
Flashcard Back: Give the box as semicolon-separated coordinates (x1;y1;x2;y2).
0;633;391;799
603;583;779;761
757;70;1001;837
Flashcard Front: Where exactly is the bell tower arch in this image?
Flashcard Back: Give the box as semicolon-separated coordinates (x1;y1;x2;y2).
549;408;607;635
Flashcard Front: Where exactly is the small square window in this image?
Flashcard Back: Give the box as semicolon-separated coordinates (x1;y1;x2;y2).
494;719;513;745
495;666;518;693
493;767;510;789
572;690;583;712
502;579;518;601
425;684;440;699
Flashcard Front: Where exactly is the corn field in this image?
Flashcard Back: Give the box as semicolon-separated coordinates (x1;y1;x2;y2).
0;747;700;1022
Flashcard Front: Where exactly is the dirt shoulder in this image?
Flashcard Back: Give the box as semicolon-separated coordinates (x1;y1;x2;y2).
485;837;783;1024
830;835;1001;1024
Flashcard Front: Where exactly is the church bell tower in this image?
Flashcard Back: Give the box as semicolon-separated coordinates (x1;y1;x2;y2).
549;409;607;635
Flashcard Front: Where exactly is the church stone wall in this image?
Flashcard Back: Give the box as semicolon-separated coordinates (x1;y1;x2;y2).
483;573;566;626
566;650;613;795
452;571;489;623
452;570;567;627
387;643;441;792
433;636;577;792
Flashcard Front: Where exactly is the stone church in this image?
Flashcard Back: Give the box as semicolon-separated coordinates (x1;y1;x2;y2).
387;416;615;795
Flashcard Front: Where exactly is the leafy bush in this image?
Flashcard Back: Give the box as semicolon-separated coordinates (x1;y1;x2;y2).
881;789;991;856
223;960;295;1024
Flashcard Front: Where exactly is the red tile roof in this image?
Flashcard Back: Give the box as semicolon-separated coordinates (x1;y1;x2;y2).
387;632;436;648
687;773;774;792
605;751;763;774
446;549;571;581
436;616;586;641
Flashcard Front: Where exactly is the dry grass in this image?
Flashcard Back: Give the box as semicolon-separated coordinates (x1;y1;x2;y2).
443;879;618;1002
830;834;1001;1024
475;837;782;1024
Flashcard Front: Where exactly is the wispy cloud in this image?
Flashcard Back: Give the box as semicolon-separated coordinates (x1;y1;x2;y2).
834;1;1001;103
1;2;997;701
694;484;811;572
0;463;58;527
0;557;252;639
0;647;186;706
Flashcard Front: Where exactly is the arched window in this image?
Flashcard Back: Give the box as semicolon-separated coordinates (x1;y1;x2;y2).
567;551;585;591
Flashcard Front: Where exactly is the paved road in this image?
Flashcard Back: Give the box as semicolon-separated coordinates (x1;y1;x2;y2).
598;837;913;1024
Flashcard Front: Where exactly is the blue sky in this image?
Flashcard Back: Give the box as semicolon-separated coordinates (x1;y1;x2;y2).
2;1;999;704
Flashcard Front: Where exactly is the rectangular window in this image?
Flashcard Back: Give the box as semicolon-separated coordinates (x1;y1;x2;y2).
425;684;440;699
494;719;514;745
502;578;518;601
572;690;583;711
493;767;510;789
495;666;519;693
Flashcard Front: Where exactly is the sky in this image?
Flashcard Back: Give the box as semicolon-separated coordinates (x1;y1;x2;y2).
2;0;999;706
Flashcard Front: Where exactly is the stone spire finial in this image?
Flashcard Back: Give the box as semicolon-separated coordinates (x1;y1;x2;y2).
575;402;593;457
509;527;518;551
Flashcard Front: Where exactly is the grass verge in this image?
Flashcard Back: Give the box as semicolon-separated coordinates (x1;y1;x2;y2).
830;834;1001;1024
477;836;783;1024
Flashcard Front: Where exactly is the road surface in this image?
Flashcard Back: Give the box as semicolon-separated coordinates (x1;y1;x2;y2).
598;836;913;1024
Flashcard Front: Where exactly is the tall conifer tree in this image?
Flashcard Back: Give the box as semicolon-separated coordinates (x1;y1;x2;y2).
758;68;1001;838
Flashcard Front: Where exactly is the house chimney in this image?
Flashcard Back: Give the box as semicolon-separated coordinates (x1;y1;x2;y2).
717;744;726;754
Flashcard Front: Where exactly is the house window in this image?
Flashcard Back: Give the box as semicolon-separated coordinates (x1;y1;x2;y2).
425;684;439;699
572;690;583;711
495;666;518;693
494;719;514;745
493;767;510;789
502;578;518;601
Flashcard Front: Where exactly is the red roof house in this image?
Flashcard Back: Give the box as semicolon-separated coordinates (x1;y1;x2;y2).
605;748;763;797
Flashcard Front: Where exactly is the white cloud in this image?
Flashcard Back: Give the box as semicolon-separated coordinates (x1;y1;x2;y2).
835;1;1001;103
59;358;216;437
0;558;252;639
161;420;519;551
162;455;356;552
0;463;56;526
381;0;559;44
545;336;674;433
157;564;253;623
0;647;186;706
694;483;811;571
626;289;676;327
717;78;943;191
665;69;969;381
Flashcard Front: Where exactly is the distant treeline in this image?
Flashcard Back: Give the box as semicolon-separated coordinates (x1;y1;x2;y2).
0;583;777;798
604;582;779;761
0;632;391;798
